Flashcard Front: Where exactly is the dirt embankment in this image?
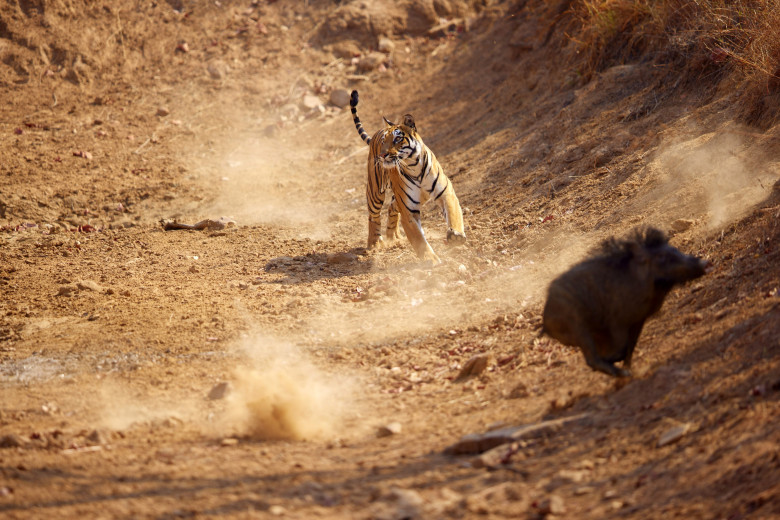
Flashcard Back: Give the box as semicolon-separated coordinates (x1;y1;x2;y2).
1;1;779;519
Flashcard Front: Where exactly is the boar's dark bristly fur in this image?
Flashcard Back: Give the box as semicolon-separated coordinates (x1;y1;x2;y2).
542;227;708;378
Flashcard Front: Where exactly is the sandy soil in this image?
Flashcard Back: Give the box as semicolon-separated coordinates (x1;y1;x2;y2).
1;1;779;518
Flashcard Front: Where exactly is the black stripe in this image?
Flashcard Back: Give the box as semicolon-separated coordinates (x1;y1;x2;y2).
433;178;450;201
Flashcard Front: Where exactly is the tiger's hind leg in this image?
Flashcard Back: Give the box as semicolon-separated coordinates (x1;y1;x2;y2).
436;182;466;246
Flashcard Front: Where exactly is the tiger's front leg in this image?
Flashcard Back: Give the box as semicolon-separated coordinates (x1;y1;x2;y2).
386;196;401;242
390;171;440;264
438;183;466;246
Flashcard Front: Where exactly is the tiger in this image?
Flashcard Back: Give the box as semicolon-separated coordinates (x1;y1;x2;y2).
349;90;466;264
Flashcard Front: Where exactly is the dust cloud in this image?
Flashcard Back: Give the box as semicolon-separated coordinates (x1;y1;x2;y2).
630;128;779;233
220;334;361;441
298;227;593;347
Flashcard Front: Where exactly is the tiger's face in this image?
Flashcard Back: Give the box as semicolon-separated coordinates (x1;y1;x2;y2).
377;114;419;168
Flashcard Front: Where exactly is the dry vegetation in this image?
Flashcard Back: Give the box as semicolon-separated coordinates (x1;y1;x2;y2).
572;0;780;125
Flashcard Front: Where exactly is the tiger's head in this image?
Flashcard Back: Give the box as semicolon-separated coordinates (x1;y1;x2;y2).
376;114;420;168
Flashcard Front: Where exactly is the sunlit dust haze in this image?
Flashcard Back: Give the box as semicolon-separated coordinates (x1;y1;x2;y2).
628;127;780;232
220;335;361;441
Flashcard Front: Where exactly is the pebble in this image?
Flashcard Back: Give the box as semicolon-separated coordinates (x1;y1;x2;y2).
454;354;491;382
671;218;695;233
207;60;228;80
657;422;692;447
86;429;108;445
57;284;78;297
536;494;566;515
269;505;286;516
0;434;25;448
329;88;351;108
156;106;170;117
327;252;357;265
358;52;387;72
378;37;395;54
301;94;322;110
208;381;231;400
77;280;104;292
377;422;402;438
221;438;239;447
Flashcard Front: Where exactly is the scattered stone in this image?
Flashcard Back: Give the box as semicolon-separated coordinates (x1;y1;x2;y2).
377;422;402;438
85;429;108;446
671;218;695;233
163;217;236;231
472;442;517;469
301;94;322;110
536;494;566;516
329;88;351;108
357;52;387;72
327;252;357;265
445;413;589;455
454;354;491;382
657;422;692;447
269;505;286;516
378;37;395;54
0;434;25;448
507;381;529;399
207;60;228;80
77;280;103;292
208;381;231;400
156;106;170;117
220;438;239;447
57;284;78;297
386;488;424;519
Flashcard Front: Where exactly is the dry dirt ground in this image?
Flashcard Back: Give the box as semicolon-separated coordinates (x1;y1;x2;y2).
1;1;780;519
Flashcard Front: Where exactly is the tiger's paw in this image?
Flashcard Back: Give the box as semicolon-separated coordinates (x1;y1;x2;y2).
420;250;442;266
446;229;467;246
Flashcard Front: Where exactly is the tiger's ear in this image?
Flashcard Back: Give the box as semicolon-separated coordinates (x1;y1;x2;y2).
382;116;395;126
402;114;416;131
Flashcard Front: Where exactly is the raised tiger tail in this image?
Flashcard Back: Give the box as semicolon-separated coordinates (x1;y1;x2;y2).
350;90;371;145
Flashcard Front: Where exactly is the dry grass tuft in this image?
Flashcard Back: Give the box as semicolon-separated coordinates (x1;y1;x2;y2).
569;0;780;127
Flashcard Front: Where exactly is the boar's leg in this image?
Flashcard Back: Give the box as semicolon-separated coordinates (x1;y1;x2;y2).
579;332;630;378
621;322;646;374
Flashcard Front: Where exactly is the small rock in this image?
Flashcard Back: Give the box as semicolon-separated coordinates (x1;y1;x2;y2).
0;434;25;448
357;52;387;72
207;60;228;80
378;37;395;54
507;381;529;399
269;505;286;516
454;354;491;382
57;284;78;297
301;94;322;110
156;106;170;117
86;429;108;446
327;252;357;265
377;422;402;438
220;438;239;447
671;218;695;233
208;381;231;400
77;280;103;292
657;422;692;447
536;494;566;515
329;88;351;108
386;488;424;519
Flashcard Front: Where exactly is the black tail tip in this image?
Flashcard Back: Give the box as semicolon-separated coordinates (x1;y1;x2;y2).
350;90;359;107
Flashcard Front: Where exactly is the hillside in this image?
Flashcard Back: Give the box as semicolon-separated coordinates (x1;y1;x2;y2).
1;1;779;518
